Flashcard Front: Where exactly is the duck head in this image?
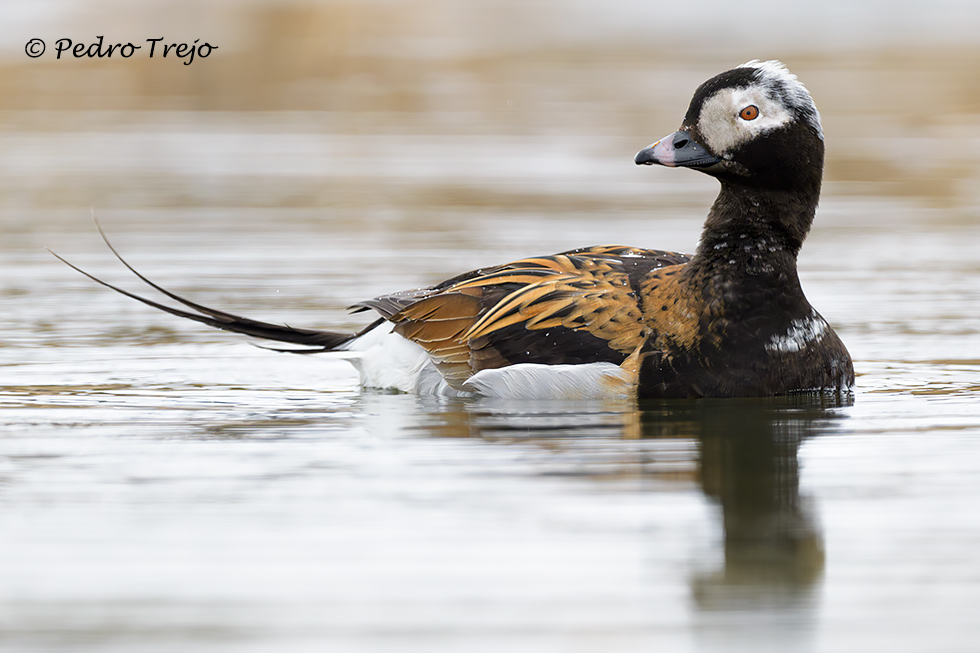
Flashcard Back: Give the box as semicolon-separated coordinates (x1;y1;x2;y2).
636;60;824;194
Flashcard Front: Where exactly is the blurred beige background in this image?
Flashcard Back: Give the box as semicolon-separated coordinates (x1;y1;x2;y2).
1;0;978;221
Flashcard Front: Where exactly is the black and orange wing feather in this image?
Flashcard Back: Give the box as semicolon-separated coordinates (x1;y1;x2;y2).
358;245;691;389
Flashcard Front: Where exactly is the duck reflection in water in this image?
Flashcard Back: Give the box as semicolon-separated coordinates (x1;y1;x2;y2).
662;397;842;609
416;392;851;611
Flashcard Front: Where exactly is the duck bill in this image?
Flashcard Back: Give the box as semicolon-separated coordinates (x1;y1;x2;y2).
634;130;720;168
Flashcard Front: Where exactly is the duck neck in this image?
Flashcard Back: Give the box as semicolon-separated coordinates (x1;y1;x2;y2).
686;181;819;304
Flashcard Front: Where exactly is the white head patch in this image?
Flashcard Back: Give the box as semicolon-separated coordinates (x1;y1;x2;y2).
694;60;822;158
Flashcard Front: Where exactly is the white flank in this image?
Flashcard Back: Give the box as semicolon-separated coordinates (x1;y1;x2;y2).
338;321;457;395
461;362;632;400
766;313;828;354
336;322;634;399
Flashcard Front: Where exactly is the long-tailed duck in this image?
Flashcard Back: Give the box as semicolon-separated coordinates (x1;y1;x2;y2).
55;60;854;399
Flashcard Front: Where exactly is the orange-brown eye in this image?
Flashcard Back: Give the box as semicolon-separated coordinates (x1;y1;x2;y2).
739;105;759;120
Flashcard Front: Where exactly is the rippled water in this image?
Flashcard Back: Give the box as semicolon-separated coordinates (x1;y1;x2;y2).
5;193;980;651
3;3;980;650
